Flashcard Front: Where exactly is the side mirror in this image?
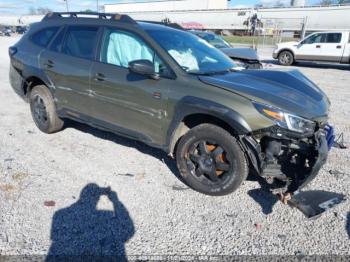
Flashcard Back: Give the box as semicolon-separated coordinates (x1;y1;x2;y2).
297;41;305;47
128;59;159;80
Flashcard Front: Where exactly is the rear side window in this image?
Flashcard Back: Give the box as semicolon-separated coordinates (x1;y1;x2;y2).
50;28;66;53
325;33;342;43
31;27;59;47
62;26;99;60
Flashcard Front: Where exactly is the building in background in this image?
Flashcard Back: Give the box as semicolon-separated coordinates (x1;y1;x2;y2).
103;3;350;33
290;0;305;7
1;1;349;35
104;0;228;13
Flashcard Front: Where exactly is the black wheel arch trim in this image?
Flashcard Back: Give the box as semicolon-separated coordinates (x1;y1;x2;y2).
166;96;252;153
21;66;55;97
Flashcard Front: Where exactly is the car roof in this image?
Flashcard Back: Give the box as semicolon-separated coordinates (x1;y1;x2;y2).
37;12;190;36
38;12;189;34
309;31;349;34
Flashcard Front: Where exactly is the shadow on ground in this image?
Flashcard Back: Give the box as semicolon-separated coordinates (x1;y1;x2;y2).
263;59;350;71
64;121;181;181
46;183;134;261
247;176;279;215
67;122;282;215
347;212;350;240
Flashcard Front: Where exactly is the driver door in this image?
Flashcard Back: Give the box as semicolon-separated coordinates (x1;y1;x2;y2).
296;33;326;61
89;28;174;145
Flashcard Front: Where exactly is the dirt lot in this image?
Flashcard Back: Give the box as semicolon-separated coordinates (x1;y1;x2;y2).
0;35;349;257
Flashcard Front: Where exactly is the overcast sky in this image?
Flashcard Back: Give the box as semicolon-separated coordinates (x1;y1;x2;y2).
0;0;320;15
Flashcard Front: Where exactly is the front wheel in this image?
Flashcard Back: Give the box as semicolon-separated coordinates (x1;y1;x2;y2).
176;124;248;196
278;51;294;66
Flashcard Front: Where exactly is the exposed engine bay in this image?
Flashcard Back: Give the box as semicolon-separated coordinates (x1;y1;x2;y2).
241;124;345;219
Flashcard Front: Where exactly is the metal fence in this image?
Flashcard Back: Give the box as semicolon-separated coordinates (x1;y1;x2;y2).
248;17;306;49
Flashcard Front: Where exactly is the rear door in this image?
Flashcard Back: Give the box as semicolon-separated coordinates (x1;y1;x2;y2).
40;25;100;116
321;32;344;62
89;27;174;145
341;33;350;63
295;33;326;61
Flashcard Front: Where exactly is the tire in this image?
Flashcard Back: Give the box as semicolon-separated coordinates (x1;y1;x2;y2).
278;50;294;66
176;124;248;196
29;85;64;133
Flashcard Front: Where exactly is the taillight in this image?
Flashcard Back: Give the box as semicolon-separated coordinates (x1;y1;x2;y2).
9;46;17;57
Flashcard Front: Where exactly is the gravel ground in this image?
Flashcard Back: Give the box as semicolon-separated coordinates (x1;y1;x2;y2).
0;35;349;258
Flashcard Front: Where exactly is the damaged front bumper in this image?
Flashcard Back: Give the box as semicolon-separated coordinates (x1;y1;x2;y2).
244;126;331;194
290;128;329;192
242;124;345;218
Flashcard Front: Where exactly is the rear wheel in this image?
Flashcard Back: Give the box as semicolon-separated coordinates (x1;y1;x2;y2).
176;124;248;196
278;51;294;66
30;85;64;133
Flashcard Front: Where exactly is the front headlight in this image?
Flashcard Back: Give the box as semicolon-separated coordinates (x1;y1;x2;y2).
253;102;316;135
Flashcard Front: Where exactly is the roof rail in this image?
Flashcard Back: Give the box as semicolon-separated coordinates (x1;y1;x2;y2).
42;12;137;24
138;20;184;30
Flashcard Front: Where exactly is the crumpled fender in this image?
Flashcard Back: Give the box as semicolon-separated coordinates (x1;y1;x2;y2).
166;96;252;154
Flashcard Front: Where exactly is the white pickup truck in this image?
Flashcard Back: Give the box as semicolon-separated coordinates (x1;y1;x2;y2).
273;31;350;66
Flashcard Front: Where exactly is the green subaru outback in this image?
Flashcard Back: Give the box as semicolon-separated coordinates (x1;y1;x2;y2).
9;13;340;212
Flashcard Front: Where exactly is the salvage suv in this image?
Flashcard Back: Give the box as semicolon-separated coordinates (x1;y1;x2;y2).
9;13;338;206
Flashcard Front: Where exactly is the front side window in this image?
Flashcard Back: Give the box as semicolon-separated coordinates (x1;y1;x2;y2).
147;29;237;75
303;33;326;44
325;33;342;43
31;27;59;47
62;26;99;60
100;29;170;77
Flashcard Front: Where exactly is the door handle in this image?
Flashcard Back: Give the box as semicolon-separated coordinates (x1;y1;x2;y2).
316;45;321;48
153;92;161;99
336;45;342;49
94;73;105;82
44;60;54;68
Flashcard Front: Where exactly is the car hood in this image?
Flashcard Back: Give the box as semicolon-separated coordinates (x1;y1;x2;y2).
199;69;330;120
220;47;259;61
277;41;299;47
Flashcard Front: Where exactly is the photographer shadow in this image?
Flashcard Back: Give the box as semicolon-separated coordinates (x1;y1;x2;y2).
46;183;134;261
247;175;279;215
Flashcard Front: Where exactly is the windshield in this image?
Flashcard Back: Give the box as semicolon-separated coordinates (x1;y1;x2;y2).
201;33;231;48
146;29;237;75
